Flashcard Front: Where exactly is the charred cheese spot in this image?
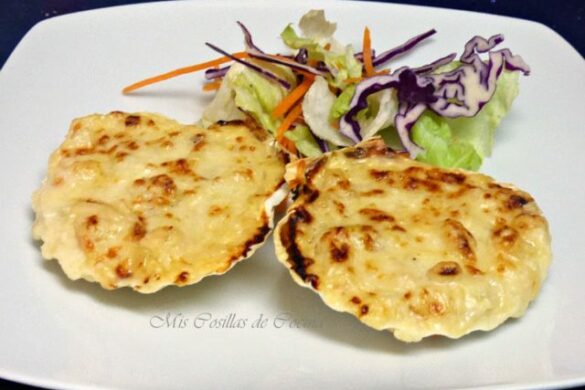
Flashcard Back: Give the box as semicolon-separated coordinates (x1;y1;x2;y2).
429;261;462;276
493;224;519;248
274;137;552;342
116;262;132;278
86;215;98;228
359;208;395;222
161;159;194;176
337;178;351;190
132;216;147;241
507;194;530;209
369;169;390;181
32;112;286;293
362;189;385;196
175;271;189;284
192;134;206;151
360;305;369;316
106;247;119;258
333;200;345;215
444;219;477;262
323;227;350;262
344;147;367;159
125;115;141;127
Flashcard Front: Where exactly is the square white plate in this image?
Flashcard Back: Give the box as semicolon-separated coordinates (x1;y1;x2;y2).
1;1;584;389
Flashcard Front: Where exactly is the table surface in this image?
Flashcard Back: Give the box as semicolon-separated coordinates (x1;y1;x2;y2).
0;1;583;389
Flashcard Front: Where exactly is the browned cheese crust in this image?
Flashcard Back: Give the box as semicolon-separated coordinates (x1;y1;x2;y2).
33;112;286;293
274;137;552;342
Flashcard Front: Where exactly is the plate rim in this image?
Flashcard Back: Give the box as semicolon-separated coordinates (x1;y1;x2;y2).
1;1;583;389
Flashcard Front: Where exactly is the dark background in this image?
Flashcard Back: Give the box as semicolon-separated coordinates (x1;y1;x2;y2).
0;0;583;389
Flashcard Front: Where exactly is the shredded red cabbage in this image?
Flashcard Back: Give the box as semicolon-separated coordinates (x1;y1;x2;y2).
237;21;265;53
205;42;291;89
395;102;426;156
295;48;308;64
461;34;504;61
429;34;530;117
372;29;436;68
340;34;530;157
237;23;325;76
204;65;230;80
247;50;326;76
339;67;434;155
315;135;330;153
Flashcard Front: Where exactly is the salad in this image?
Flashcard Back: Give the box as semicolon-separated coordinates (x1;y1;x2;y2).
123;10;530;171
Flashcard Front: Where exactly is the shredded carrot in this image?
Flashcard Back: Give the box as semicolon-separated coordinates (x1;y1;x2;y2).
276;104;303;139
374;69;390;76
344;77;363;84
280;137;297;154
272;54;294;61
362;27;375;78
202;80;223;91
276;104;303;153
122;52;248;94
272;75;315;118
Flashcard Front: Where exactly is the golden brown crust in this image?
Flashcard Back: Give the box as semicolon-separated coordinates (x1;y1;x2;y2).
274;137;552;342
32;112;286;293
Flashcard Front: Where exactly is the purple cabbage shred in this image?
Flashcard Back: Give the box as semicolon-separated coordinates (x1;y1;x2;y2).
340;33;530;157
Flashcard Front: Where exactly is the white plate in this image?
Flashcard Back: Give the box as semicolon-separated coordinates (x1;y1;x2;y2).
1;1;584;389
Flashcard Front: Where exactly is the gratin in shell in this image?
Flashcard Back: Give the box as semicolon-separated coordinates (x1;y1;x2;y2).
274;137;552;342
32;112;286;293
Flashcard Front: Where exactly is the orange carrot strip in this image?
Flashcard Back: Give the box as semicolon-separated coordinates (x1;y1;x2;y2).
363;27;375;77
272;75;315;118
272;54;295;61
276;104;303;139
202;80;223;91
344;77;363;84
122;52;248;94
280;137;297;154
276;103;303;152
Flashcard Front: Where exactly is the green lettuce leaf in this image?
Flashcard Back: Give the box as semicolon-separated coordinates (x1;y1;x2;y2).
330;84;356;120
281;24;318;51
432;63;520;157
227;63;287;134
200;76;246;127
302;76;352;146
284;125;322;157
326;46;363;86
444;70;519;157
407;66;520;169
298;9;337;42
412;113;482;171
280;11;362;86
378;126;403;150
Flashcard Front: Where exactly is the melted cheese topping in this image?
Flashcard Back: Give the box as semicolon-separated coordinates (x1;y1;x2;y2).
33;112;285;293
274;138;551;342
